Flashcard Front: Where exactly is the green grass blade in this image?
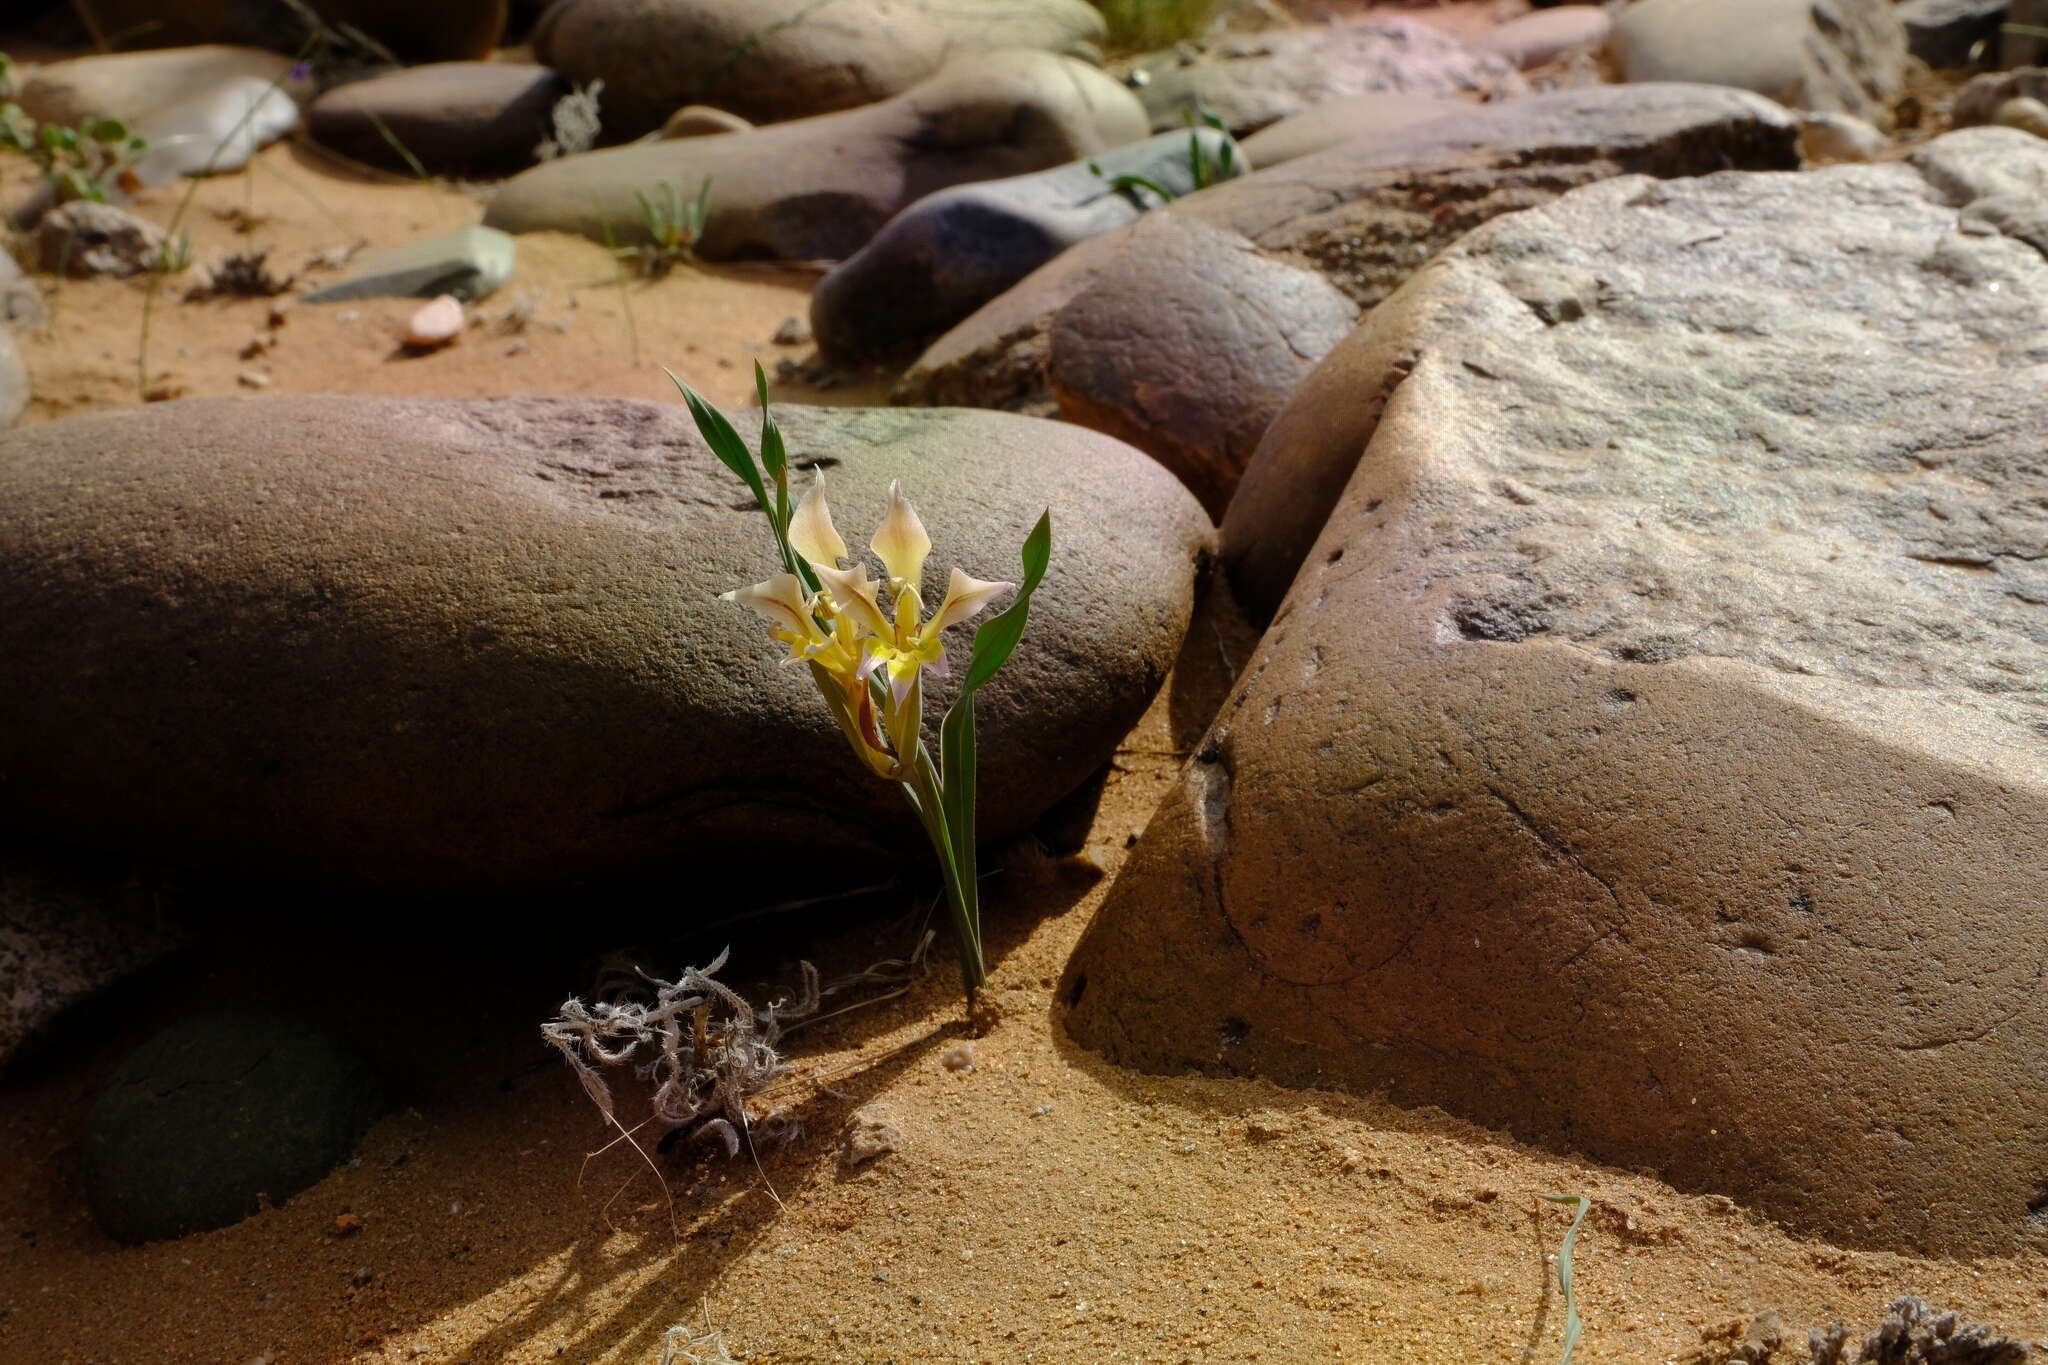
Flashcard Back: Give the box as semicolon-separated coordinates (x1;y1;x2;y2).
959;511;1051;695
1541;1194;1591;1365
668;369;771;518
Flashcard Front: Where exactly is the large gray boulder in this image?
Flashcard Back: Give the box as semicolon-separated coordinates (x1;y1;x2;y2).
1067;128;2048;1256
483;49;1147;260
898;84;1800;516
811;127;1246;367
1612;0;1908;127
0;396;1208;899
534;0;1106;135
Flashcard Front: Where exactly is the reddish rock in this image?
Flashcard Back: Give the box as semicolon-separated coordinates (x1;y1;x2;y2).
1066;129;2048;1255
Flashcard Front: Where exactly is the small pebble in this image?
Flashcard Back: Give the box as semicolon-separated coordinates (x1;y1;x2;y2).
405;294;465;350
333;1212;363;1236
237;370;271;389
772;315;811;346
941;1041;977;1072
349;1267;374;1287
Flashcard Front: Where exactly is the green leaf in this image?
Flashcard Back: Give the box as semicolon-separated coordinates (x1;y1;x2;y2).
959;510;1050;696
667;369;771;518
1542;1194;1592;1365
939;691;978;934
86;116;128;143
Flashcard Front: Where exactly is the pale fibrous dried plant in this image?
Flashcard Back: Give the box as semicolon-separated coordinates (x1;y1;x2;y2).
542;948;818;1158
536;80;605;162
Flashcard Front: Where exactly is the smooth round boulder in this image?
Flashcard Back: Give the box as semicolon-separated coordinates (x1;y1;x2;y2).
1471;6;1612;69
85;1013;385;1243
1238;92;1465;168
533;0;1106;135
308;63;570;179
1613;0;1906;127
484;49;1147;260
1070;128;2048;1256
14;45;312;128
72;0;505;63
0;396;1208;899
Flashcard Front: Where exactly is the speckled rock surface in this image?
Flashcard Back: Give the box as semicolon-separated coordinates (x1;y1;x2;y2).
484;49;1146;260
1068;129;2048;1255
534;0;1105;135
0;396;1208;899
899;84;1798;516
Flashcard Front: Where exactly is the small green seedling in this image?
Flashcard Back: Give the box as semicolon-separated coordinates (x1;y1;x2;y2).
1088;107;1236;207
681;365;1051;1003
0;86;151;206
1543;1194;1592;1364
618;177;713;277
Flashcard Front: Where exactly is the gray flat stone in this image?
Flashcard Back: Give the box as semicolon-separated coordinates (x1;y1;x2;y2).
302;224;515;303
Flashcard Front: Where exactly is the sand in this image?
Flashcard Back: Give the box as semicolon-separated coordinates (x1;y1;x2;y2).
3;6;2046;1363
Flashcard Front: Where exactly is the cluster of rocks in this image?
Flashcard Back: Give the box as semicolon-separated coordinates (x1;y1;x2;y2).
5;0;2048;1271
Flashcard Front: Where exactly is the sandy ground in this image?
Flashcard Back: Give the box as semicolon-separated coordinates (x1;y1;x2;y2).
4;5;2047;1363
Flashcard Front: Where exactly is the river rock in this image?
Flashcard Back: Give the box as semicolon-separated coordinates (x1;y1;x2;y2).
308;63;570;179
484;49;1146;260
1954;68;2048;126
302;225;515;303
85;1012;386;1243
1898;0;2008;68
1613;0;1907;127
0;841;184;1071
129;75;300;184
534;0;1106;136
1471;6;1612;69
34;201;170;278
1994;96;2048;139
1071;128;2048;1255
72;0;505;63
14;46;313;128
898;84;1799;516
1799;110;1890;162
812;127;1246;366
0;328;24;428
0;397;1207;899
1119;17;1526;135
1239;92;1466;167
661;105;751;139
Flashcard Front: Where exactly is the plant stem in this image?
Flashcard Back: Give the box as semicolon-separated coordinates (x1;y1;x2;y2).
901;748;985;1000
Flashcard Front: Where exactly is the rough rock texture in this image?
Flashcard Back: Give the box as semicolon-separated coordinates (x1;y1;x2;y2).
811;127;1246;366
71;0;505;63
0;841;183;1071
484;49;1146;260
1238;92;1464;168
1118;17;1525;135
301;225;516;303
14;45;312;127
1613;0;1908;127
34;201;168;278
1898;0;2009;68
1068;129;2048;1255
85;1013;386;1243
1470;5;1613;70
307;63;570;179
899;84;1800;517
0;396;1207;899
533;0;1106;136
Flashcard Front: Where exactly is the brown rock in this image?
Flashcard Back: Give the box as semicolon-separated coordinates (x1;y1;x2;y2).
901;84;1799;519
1952;68;2048;128
0;396;1208;899
660;105;751;139
1613;0;1907;127
72;0;505;63
34;201;170;279
535;0;1106;135
1119;18;1526;135
1065;129;2048;1254
307;63;570;179
1471;6;1612;70
483;49;1146;260
14;45;311;128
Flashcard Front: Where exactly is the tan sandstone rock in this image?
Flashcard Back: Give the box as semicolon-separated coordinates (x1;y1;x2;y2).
1066;128;2048;1254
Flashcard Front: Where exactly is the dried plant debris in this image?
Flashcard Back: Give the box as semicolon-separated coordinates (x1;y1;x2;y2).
187;249;296;300
542;948;817;1158
536;80;605;162
1692;1299;2034;1365
657;1311;741;1365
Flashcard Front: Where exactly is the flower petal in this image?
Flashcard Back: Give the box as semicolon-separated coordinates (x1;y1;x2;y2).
719;573;812;637
870;481;931;591
814;561;891;640
927;567;1015;635
788;473;848;568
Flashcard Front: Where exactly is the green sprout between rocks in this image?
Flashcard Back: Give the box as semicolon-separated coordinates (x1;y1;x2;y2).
0;55;151;207
1543;1193;1592;1364
677;365;1051;1002
620;176;713;278
1088;107;1236;207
